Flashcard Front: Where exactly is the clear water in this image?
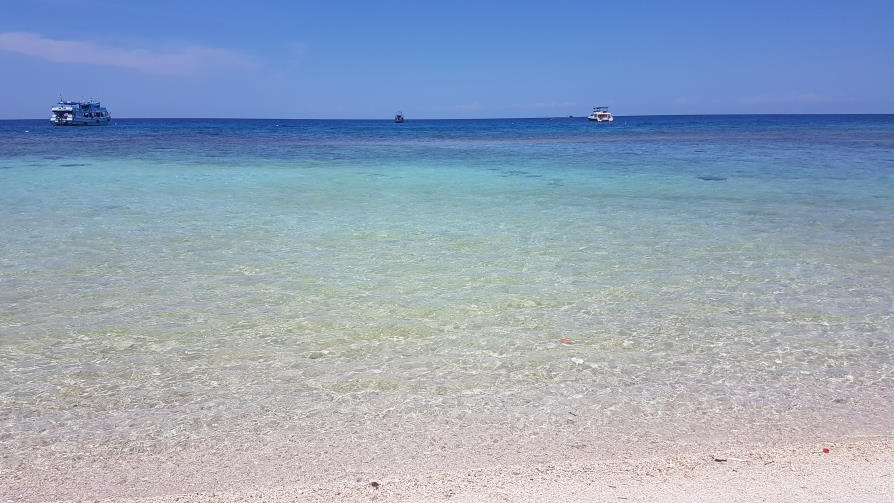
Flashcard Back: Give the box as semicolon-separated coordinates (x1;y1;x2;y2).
1;116;893;485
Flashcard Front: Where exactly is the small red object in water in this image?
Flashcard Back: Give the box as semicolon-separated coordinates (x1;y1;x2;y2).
560;338;573;345
822;448;830;453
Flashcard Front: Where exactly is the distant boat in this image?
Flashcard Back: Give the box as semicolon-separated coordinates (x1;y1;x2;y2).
587;106;613;122
51;99;111;126
394;111;405;123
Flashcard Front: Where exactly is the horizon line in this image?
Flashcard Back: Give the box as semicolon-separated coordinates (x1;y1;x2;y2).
4;112;894;121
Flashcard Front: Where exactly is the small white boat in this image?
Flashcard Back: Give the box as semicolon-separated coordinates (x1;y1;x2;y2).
51;100;111;126
394;111;405;123
587;106;613;122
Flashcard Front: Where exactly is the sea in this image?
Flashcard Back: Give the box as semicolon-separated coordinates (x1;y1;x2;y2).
1;115;893;498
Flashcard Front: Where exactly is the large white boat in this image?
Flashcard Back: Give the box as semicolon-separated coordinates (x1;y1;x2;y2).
51;100;111;126
587;106;613;122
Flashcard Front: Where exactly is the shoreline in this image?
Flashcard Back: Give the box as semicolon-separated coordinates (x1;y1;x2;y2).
6;434;892;502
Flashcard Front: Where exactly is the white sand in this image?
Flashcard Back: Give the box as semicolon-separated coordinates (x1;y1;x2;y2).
10;436;890;503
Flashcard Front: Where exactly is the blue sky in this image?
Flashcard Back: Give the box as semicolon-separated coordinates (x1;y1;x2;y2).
1;0;892;118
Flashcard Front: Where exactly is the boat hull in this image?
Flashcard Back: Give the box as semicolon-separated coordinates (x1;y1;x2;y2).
52;119;111;126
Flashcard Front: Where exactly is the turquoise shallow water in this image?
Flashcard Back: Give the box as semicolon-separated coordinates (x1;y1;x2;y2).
1;116;893;476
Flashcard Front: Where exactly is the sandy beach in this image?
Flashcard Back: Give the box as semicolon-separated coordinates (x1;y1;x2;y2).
4;432;891;503
121;438;891;503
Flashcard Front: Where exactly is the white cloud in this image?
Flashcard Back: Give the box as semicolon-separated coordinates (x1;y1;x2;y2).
0;32;254;75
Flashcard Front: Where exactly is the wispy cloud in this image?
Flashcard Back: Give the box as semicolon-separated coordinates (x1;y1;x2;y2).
0;32;254;75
